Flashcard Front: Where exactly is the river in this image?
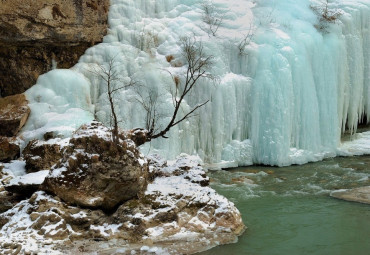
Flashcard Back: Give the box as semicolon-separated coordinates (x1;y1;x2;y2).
200;156;370;255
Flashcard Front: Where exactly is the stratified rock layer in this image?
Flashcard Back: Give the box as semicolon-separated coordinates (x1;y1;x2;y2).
0;0;109;96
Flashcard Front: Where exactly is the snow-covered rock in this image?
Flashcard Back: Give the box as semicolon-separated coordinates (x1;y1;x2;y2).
41;121;149;210
23;139;64;173
5;170;49;195
0;154;245;254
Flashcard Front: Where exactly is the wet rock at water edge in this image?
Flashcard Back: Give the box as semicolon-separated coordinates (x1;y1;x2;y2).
330;186;370;205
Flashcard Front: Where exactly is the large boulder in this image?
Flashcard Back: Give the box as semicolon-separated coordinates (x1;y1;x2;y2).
0;0;109;96
0;94;30;137
0;137;20;162
41;122;149;211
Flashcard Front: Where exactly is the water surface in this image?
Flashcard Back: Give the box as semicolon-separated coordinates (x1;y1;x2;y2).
201;156;370;255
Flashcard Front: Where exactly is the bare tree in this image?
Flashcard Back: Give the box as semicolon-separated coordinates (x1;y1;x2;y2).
91;58;136;143
311;0;342;32
202;1;224;36
134;86;164;137
238;24;254;56
138;36;214;144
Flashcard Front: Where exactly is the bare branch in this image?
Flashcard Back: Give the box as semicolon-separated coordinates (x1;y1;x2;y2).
311;0;343;32
89;57;139;143
201;1;224;37
238;23;254;56
142;36;214;142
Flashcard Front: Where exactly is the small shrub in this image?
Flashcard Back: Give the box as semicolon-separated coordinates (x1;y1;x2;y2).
311;0;343;32
202;1;224;36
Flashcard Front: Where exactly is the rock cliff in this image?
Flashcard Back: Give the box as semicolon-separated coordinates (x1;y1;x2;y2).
0;0;109;97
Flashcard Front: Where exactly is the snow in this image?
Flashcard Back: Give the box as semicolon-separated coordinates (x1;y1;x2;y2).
17;0;370;167
0;192;64;255
338;131;370;156
8;170;49;186
90;223;122;237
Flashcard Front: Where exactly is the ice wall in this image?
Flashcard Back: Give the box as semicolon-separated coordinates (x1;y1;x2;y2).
22;0;370;167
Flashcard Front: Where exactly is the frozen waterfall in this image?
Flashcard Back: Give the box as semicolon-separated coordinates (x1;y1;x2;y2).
22;0;370;167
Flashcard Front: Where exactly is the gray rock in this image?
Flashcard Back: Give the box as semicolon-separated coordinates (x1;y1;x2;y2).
330;186;370;205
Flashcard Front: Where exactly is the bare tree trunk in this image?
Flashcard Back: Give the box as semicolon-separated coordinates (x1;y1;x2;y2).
142;36;215;143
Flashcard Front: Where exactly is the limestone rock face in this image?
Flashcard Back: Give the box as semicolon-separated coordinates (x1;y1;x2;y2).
23;140;62;173
0;94;30;137
0;137;20;162
0;0;109;96
41;122;149;211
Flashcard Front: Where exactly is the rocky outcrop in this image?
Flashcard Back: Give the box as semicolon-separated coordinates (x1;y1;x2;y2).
0;0;110;96
0;94;30;137
0;137;20;162
0;154;245;255
41;122;149;211
330;186;370;205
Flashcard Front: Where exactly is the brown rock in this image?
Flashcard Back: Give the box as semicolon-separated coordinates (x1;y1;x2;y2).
0;0;110;96
0;94;30;136
23;140;62;173
41;122;149;211
0;137;20;162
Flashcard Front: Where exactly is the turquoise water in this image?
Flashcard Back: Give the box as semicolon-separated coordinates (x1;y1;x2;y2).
201;156;370;255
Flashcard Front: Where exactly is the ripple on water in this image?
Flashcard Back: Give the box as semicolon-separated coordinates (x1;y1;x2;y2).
203;156;370;255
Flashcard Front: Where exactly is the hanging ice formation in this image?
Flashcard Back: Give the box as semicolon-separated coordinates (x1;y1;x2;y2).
22;0;370;167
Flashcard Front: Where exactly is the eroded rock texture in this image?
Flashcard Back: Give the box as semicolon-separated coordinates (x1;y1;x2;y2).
0;94;30;137
0;0;109;96
0;137;20;162
41;122;149;211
